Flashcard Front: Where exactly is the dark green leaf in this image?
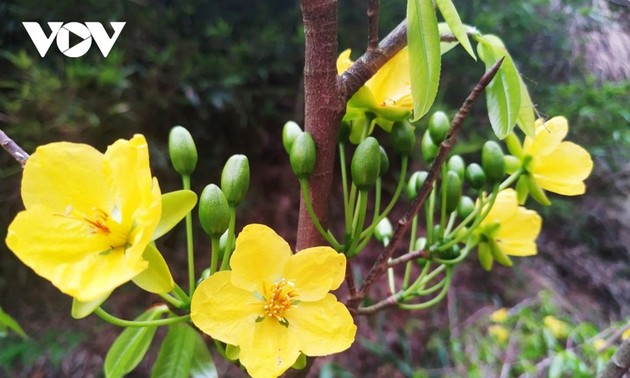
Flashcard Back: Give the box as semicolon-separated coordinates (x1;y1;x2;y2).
151;323;197;378
190;330;217;378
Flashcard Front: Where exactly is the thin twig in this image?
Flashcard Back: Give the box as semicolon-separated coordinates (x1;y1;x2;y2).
347;57;505;310
0;129;29;167
387;249;430;267
367;0;380;51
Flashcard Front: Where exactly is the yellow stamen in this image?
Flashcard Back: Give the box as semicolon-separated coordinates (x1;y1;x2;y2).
260;279;299;325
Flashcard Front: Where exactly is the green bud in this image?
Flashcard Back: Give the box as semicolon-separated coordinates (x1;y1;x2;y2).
379;147;389;177
292;353;307;370
374;217;393;245
478;242;493;271
414;237;427;251
447;155;465;180
199;184;230;237
282;121;303;154
290;132;316;178
465;163;486;190
515;175;529;204
221;154;250;206
456;195;475;219
351;137;381;190
390;121;416;155
225;344;240;361
421;130;439;164
406;171;428;199
503;155;521;174
168;125;198;176
481;141;505;184
432;224;444;241
429;111;450;143
441;244;461;260
444;170;462;213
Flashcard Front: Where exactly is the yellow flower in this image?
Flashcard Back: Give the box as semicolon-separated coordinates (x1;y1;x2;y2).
191;224;356;378
593;338;606;351
622;328;630;341
476;189;542;270
337;48;412;143
488;325;509;343
490;308;509;323
543;315;570;339
522;116;593;196
6;135;164;302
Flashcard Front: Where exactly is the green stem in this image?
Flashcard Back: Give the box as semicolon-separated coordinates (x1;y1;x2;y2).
432;241;472;265
440;165;447;230
299;179;342;249
220;206;237;270
399;266;452;310
182;175;195;296
94;307;190;327
339;142;350;225
172;284;190;305
426;182;436;245
402;215;418;289
347;189;369;256
210;236;221;275
158;293;185;309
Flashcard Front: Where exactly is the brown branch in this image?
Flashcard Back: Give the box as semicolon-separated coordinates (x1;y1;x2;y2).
0;129;29;167
367;0;380;51
387;249;430;267
599;338;630;378
347;57;505;310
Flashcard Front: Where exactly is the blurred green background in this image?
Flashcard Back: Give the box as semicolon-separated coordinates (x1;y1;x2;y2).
1;0;629;376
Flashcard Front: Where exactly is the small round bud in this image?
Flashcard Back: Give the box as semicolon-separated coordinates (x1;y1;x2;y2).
465;163;486;190
351;137;381;190
421;130;439;164
199;184;230;237
221;154;250;206
374;217;393;245
414;237;427;251
447;155;465;180
444;170;462;213
456;195;475;219
282;121;303;154
168;125;197;176
428;111;450;143
390;121;416;155
289;132;316;178
406;171;428;199
379;147;389;177
481;141;505;184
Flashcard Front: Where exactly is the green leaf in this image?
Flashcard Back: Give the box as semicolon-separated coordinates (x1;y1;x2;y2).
476;35;521;139
190;330;217;378
516;76;536;137
152;190;198;240
438;23;458;55
71;292;111;319
436;0;476;60
407;0;441;121
104;306;166;378
151;323;197;378
132;243;175;294
0;307;27;338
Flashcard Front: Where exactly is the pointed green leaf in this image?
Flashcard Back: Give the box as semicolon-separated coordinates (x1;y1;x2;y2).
151;323;196;378
436;0;476;60
190;329;217;378
438;23;459;55
71;292;111;319
104;305;167;378
152;190;198;240
0;307;27;338
407;0;441;121
476;35;521;139
132;243;175;294
516;76;536;137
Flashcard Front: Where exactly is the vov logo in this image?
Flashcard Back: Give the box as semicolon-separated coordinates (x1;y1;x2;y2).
22;22;126;58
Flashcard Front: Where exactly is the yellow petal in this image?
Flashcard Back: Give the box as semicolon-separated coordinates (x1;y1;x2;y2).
523;116;568;157
532;142;593;195
230;224;292;292
283;247;346;301
191;271;261;347
239;318;300;378
366;47;412;111
288;294;356;356
21;142;110;213
495;207;541;256
336;49;353;74
482;189;518;226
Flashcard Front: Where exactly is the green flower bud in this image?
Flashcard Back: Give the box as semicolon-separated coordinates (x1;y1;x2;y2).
478;242;493;271
429;111;450;143
421;130;439;164
456;195;475;219
221;154;250;206
432;224;444;242
503;155;521;174
406;171;428;199
351;137;381;190
379;147;389;177
444;170;462;213
198;184;230;237
374;217;393;245
465;163;486;190
390;121;416;155
168;125;198;176
414;237;427;251
290;132;316;178
447;155;465;180
481;141;505;184
282;121;303;154
441;244;461;260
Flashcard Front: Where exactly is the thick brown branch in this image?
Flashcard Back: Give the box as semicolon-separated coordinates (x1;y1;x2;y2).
347;58;505;310
0;129;29;167
367;0;380;51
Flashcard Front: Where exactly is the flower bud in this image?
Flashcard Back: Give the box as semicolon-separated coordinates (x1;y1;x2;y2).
282;121;303;154
447;155;465;180
390;121;416;156
414;237;427;251
457;195;475;219
444;170;462;213
374;217;393;245
379;146;389;177
481;141;505;184
290;132;316;179
421;130;439;164
406;171;428;199
221;154;250;206
168;125;197;176
351;137;381;190
429;111;450;143
199;184;230;237
465;163;486;190
478;242;493;271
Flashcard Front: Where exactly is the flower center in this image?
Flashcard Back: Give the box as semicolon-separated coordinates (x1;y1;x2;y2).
258;279;299;327
60;206;129;249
